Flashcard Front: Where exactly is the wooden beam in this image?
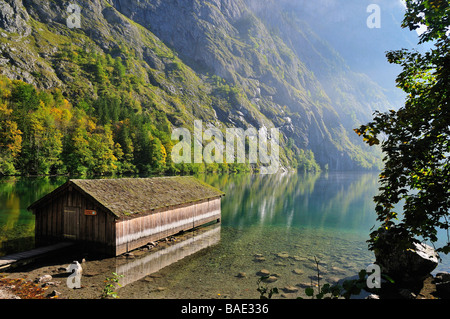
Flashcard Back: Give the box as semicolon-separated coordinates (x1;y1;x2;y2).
0;242;74;270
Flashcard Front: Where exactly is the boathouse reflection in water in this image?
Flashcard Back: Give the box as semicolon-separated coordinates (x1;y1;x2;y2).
115;223;221;287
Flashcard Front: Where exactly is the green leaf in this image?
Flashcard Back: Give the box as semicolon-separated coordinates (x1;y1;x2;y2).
342;280;354;291
321;283;330;294
381;274;395;284
330;285;342;296
305;287;314;297
358;269;367;280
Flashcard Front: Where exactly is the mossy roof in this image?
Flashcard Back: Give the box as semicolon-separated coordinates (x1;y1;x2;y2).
28;176;225;219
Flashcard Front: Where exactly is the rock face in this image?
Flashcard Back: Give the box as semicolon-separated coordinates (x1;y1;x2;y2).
375;235;439;286
0;0;31;36
106;0;396;170
0;0;411;171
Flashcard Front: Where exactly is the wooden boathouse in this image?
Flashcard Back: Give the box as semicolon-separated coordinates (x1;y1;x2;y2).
28;177;225;256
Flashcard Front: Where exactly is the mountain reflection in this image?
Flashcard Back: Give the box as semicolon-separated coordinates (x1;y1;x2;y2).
199;171;380;235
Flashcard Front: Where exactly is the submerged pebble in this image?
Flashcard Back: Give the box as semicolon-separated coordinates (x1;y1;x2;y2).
292;269;303;275
256;269;270;276
276;252;289;259
282;286;299;293
262;276;277;283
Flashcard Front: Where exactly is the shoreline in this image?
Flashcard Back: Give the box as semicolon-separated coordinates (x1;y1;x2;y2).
0;252;443;300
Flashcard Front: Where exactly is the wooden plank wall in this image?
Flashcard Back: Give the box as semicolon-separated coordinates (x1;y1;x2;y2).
34;188;116;254
115;197;221;256
34;189;221;256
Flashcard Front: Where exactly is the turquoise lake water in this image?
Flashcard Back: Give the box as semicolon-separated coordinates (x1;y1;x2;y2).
1;171;449;299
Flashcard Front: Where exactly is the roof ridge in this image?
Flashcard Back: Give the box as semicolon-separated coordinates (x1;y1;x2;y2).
29;176;224;219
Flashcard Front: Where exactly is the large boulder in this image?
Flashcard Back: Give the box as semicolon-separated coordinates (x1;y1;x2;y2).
435;272;450;299
374;233;439;286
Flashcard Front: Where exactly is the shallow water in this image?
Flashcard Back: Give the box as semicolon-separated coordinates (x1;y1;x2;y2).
1;171;449;299
114;223;374;299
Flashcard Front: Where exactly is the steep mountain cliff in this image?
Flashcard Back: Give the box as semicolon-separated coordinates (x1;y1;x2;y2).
277;0;420;108
109;0;388;169
0;0;408;174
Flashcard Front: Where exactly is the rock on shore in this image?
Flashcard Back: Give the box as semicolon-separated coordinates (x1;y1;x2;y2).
374;233;439;286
